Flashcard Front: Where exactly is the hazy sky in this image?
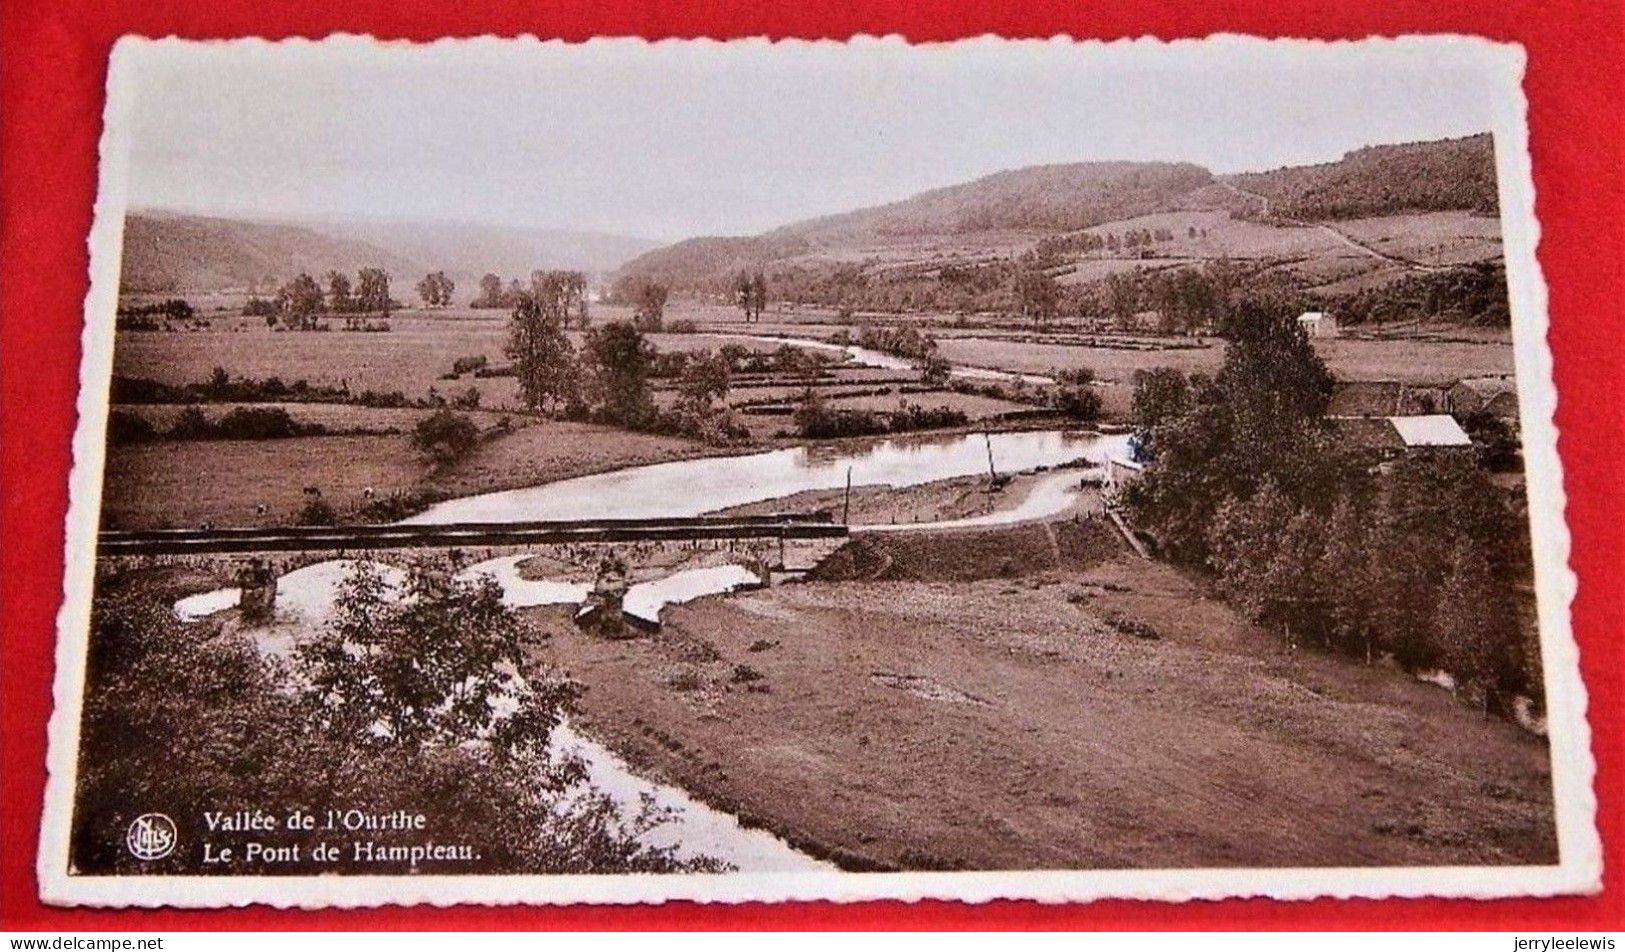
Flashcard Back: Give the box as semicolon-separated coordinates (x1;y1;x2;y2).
117;36;1503;242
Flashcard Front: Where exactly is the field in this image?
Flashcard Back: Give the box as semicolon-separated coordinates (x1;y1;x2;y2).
934;333;1515;386
526;524;1556;870
100;419;707;529
111;310;793;410
103;293;1518;531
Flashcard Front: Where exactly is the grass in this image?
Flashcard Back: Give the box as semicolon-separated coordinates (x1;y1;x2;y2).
534;546;1555;871
99;418;707;530
935;334;1515;386
113;308;795;411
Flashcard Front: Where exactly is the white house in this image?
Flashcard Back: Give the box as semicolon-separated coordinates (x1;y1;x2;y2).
1297;311;1339;338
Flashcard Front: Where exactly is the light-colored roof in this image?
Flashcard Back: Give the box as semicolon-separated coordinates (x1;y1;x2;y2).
1454;376;1515;397
1387;414;1472;447
1298;311;1331;321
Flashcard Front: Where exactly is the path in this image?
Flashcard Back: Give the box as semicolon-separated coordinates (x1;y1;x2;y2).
1216;181;1448;274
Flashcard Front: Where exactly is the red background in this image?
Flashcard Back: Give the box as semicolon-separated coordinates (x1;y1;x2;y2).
2;0;1621;931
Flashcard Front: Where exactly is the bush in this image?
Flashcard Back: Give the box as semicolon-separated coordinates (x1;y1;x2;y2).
211;406;310;440
107;410;158;444
412;410;481;464
451;355;489;376
1053;384;1102;422
297;495;337;526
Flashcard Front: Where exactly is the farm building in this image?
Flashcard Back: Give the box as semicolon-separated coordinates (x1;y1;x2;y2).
1328;380;1446;417
1449;376;1519;419
1388;414;1473;448
1297;311;1339;338
1330;414;1473;457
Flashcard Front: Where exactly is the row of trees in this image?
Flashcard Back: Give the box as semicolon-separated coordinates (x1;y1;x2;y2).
1122;304;1537;712
472;271;590;326
245;268;396;329
734;270;768;323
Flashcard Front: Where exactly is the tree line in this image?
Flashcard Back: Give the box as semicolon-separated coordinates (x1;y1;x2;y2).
472;270;589;325
1121;303;1538;714
245;268;397;330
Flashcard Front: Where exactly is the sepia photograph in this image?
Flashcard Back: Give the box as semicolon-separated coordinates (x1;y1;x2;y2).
38;34;1597;907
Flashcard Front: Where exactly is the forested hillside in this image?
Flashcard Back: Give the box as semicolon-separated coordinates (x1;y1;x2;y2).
119;214;416;294
617;162;1214;294
120;213;658;295
784;161;1214;239
1225;133;1498;220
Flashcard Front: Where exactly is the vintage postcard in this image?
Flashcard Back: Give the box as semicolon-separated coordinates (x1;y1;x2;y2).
41;34;1599;907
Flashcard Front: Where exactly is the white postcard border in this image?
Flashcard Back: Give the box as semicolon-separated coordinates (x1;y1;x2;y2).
39;32;1601;908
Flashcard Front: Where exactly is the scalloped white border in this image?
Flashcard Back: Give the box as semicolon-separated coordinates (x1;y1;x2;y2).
39;32;1599;909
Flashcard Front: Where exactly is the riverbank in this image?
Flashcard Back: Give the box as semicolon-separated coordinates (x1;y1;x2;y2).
524;523;1557;871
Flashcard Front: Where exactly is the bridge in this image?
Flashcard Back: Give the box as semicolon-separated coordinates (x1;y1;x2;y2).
98;514;849;558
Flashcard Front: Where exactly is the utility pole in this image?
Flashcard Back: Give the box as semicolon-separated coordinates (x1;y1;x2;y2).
842;466;852;524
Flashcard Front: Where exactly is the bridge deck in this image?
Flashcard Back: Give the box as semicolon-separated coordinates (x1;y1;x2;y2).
99;515;848;557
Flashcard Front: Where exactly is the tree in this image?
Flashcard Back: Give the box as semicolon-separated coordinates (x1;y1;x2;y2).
735;270;767;323
1106;271;1138;326
411;409;481;464
299;563;534;746
417;271;454;308
325;270;356;314
563;271;589;327
677;351;730;410
671;350;739;443
474;273;504;309
277;272;325;329
633;282;668;331
1129;367;1193;460
920;354;951;387
750;271;768;321
72;577;717;876
506;296;578;415
1014;264;1059;327
584;321;657;427
356;268;392;316
1124;301;1334;563
1433;540;1517;711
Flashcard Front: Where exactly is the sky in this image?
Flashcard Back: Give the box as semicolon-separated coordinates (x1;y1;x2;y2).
116;36;1506;242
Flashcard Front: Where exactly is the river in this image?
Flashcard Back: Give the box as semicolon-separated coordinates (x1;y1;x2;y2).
725;332;1056;385
175;427;1126;870
405;429;1126;525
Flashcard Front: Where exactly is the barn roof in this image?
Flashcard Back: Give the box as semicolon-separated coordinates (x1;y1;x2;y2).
1454;376;1516;398
1387;414;1472;447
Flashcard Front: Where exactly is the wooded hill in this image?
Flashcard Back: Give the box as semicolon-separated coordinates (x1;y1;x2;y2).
613;134;1501;299
1226;133;1498;221
119;212;658;295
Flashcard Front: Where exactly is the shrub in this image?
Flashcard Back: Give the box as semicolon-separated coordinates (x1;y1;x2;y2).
1053;384;1102;422
412;410;481;464
451;355;489;376
107;410;158;444
297;495;337;526
211;406;308;440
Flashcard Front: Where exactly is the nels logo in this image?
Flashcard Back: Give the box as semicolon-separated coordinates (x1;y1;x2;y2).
126;813;177;861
